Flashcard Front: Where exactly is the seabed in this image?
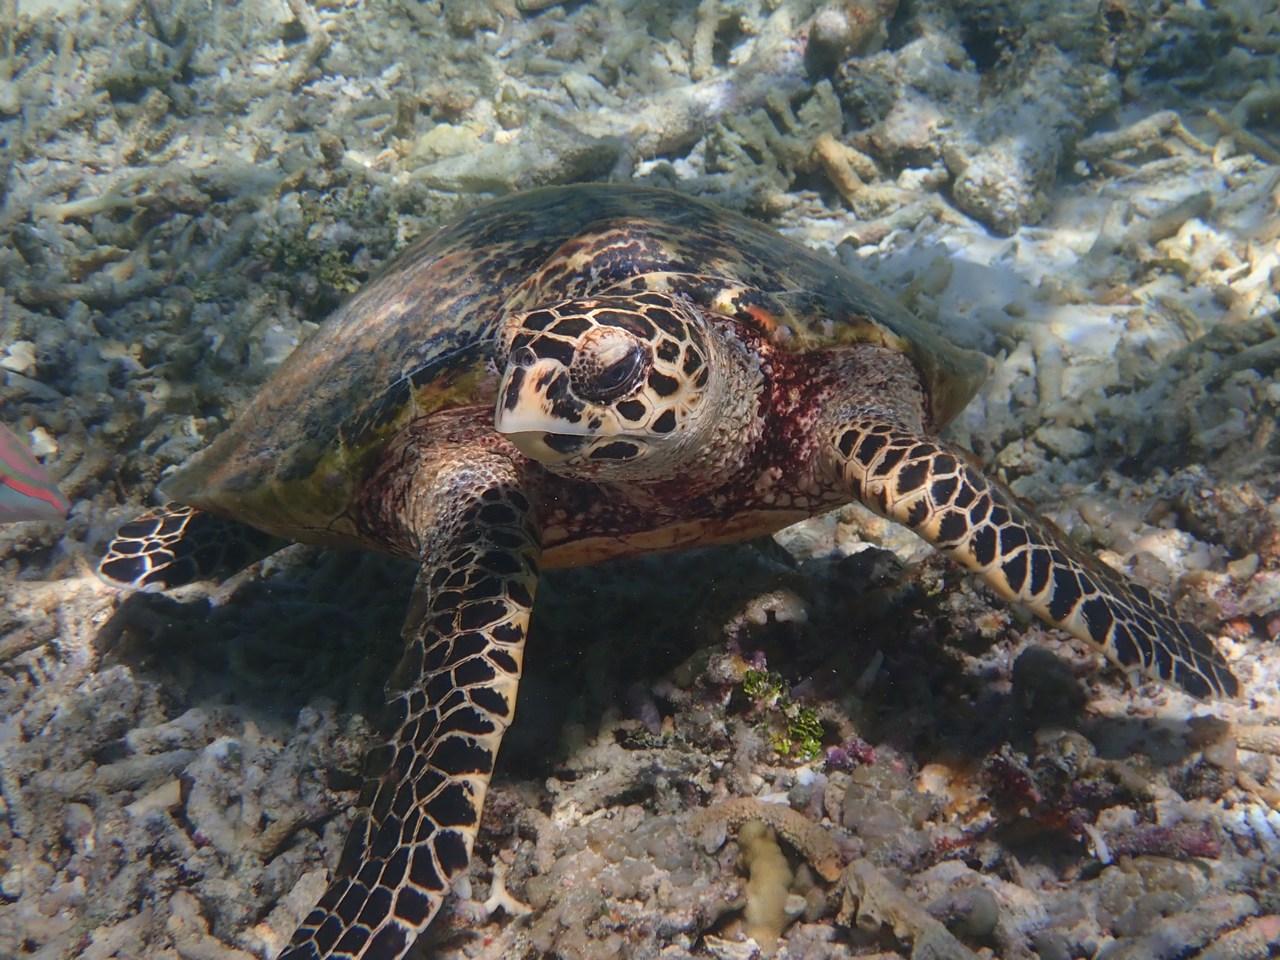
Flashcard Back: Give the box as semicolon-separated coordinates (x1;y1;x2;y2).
1;1;1278;957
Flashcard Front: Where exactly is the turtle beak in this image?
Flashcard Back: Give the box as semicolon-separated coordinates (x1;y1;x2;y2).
501;430;591;464
494;358;593;464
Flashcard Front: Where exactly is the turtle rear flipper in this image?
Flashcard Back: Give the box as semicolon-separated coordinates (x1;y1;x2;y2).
826;417;1239;700
281;451;537;960
98;503;284;590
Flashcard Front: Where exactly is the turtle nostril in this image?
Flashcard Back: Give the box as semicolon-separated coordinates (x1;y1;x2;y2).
513;346;537;369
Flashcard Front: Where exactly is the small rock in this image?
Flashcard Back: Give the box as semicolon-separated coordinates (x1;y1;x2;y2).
1034;424;1094;460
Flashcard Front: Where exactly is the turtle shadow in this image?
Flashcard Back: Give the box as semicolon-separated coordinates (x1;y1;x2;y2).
734;545;1213;770
90;533;1212;779
87;541;787;776
93;546;414;725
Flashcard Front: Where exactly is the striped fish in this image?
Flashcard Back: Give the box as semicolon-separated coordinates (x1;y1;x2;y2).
0;424;70;523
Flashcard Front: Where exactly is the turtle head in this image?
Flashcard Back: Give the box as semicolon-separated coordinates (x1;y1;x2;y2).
495;293;722;481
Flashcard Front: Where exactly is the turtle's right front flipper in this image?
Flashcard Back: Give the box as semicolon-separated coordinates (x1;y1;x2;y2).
281;452;538;960
98;502;284;590
823;417;1239;700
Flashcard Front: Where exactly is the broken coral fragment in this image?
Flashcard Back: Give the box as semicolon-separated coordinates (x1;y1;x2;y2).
691;797;843;881
838;859;980;960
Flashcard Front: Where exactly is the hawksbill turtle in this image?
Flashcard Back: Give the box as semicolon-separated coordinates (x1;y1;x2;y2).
99;184;1237;959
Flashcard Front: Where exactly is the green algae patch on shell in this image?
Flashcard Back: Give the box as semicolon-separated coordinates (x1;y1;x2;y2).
161;184;990;545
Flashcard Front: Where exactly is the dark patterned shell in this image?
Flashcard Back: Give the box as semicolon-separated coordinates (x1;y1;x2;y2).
163;184;989;545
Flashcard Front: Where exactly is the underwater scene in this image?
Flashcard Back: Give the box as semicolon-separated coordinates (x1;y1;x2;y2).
2;0;1279;957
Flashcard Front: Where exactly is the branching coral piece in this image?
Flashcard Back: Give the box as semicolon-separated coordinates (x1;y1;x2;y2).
1207;107;1280;164
690;798;843;881
482;860;533;918
1235;771;1280;810
575;6;807;159
1100;893;1258;960
690;0;720;82
1234;724;1280;756
837;859;980;960
1192;915;1280;960
1105;821;1222;861
1076;110;1212;161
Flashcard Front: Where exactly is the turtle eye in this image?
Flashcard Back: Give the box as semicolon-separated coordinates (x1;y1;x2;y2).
576;339;648;403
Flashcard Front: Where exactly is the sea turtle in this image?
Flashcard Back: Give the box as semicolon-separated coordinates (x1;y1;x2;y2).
98;184;1238;960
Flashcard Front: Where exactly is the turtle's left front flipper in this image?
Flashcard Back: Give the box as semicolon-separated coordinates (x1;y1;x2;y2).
281;453;539;960
823;416;1239;700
